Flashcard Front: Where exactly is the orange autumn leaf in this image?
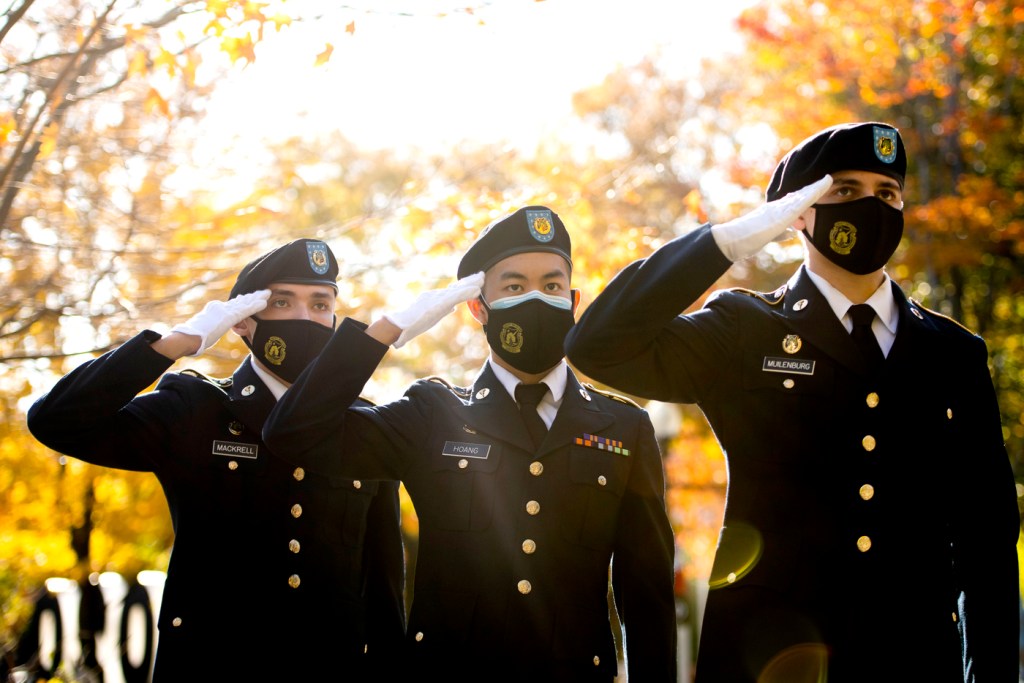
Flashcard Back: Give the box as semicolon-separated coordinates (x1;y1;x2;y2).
315;43;334;67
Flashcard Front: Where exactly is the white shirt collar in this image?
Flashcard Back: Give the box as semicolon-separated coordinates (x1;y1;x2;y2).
248;357;287;401
488;357;568;405
800;267;899;336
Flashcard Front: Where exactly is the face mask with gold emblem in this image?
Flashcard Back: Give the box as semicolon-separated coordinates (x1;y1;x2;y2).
806;196;904;275
482;290;576;374
243;317;332;384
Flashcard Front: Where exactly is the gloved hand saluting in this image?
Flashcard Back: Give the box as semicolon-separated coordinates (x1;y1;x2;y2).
170;289;271;356
385;271;485;348
711;175;833;262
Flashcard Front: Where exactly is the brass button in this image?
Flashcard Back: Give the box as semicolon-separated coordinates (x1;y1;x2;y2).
522;539;536;554
241;385;255;396
291;504;302;518
782;378;795;389
293;467;305;481
946;408;953;419
353;480;362;489
415;631;424;642
526;500;540;515
726;572;737;584
856;535;872;552
866;392;879;408
228;460;238;470
172;617;182;627
529;461;543;476
288;574;301;588
475;388;490;399
289;539;300;553
228;421;243;435
458;458;469;469
593;656;601;666
862;435;876;451
951;612;958;622
859;484;874;500
517;580;532;594
597;475;607;486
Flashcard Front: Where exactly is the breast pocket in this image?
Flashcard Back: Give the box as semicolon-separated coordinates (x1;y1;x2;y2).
428;438;502;532
560;447;631;550
739;351;835;463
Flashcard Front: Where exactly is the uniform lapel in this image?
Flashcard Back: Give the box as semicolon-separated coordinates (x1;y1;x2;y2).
886;282;941;366
225;358;276;437
779;268;868;374
543;368;615;458
460;364;533;447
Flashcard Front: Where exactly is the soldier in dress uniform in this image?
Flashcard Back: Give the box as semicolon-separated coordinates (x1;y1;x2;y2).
263;208;677;682
27;239;406;682
564;122;1020;682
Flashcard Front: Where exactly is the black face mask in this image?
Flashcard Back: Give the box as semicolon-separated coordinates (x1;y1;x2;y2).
483;291;577;375
243;317;332;384
805;196;904;275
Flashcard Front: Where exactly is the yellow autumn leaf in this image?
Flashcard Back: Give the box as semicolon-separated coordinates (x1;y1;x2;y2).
38;122;59;157
314;43;333;67
221;34;257;64
143;87;170;117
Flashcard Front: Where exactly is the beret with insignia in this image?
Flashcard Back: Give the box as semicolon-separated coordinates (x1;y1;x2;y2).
458;205;572;279
230;238;339;299
766;122;906;202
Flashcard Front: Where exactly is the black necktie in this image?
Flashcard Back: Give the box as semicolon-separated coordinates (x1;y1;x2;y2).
848;303;884;369
515;382;549;448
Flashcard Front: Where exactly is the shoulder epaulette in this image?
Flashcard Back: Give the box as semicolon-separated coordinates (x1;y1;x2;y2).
426;376;472;398
908;298;977;335
720;284;787;306
179;368;232;393
583;382;642;408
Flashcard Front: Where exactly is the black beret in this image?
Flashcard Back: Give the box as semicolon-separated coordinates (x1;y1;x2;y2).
457;206;572;279
229;238;339;299
766;122;906;201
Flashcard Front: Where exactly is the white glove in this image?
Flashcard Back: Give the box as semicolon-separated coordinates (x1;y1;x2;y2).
711;175;833;261
170;289;271;356
385;272;485;348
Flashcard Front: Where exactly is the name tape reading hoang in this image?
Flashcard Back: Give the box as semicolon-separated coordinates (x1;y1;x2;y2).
442;441;491;459
212;440;259;459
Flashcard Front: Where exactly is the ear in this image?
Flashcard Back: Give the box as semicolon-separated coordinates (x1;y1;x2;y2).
467;297;488;325
232;317;254;340
794;206;814;234
570;289;581;315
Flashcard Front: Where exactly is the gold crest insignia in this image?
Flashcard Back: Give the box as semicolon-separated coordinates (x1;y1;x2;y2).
828;221;857;255
530;216;552;237
264;336;287;365
782;334;802;354
499;322;523;353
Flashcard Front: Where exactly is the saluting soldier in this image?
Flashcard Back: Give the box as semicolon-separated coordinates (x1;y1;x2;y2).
27;239;406;682
564;122;1020;682
263;208;678;682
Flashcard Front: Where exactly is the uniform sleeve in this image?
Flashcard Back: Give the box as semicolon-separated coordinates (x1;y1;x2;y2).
565;224;735;403
362;479;407;668
264;316;428;480
954;335;1020;680
612;409;678;682
26;331;179;471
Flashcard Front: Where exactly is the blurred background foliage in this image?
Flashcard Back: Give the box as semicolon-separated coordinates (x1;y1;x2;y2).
2;0;1022;673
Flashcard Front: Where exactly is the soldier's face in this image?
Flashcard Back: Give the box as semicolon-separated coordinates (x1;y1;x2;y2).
803;170;904;236
470;252;572;325
233;282;336;339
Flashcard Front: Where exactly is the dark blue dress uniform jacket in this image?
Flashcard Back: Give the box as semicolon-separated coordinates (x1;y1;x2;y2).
263;318;677;682
564;225;1020;683
27;330;406;682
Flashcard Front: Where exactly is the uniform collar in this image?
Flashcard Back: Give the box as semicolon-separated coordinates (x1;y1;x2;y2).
800;267;899;336
487;356;568;407
248;356;287;401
